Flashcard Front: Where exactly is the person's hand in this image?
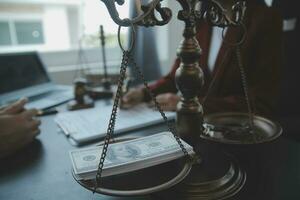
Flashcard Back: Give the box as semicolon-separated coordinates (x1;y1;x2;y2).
149;93;180;111
121;88;144;109
0;97;27;115
0;100;41;158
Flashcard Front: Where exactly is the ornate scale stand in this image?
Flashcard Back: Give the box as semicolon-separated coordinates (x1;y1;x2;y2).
85;25;114;100
73;0;282;199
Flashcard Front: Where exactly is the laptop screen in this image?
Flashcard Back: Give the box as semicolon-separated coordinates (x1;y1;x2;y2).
0;52;50;95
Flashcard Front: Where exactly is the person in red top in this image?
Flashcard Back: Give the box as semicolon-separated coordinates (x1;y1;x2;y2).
122;0;283;118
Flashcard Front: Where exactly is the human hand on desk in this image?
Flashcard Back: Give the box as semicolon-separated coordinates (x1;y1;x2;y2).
0;98;41;159
121;87;180;111
148;93;180;111
0;97;27;115
120;88;145;109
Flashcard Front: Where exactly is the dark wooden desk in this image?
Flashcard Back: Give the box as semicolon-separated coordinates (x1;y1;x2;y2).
0;112;299;200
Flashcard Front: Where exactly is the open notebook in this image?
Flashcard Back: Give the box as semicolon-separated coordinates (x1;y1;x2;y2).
55;102;176;145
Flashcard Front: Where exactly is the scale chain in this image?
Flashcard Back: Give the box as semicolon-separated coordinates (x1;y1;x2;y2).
128;54;190;159
201;24;257;142
94;50;130;191
94;32;193;192
236;45;257;141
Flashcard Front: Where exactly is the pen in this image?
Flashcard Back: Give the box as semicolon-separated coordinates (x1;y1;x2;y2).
37;107;58;116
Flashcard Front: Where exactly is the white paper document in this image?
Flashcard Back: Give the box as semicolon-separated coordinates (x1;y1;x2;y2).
55;103;176;144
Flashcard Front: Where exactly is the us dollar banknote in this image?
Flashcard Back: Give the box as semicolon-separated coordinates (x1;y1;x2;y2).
70;132;194;180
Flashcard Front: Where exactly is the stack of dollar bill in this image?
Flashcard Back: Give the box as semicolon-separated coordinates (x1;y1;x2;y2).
70;132;194;180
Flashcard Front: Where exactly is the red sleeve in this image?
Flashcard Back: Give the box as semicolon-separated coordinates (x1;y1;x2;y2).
144;58;180;101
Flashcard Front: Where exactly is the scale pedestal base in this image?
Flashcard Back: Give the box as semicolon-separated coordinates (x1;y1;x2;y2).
152;142;246;200
72;139;245;199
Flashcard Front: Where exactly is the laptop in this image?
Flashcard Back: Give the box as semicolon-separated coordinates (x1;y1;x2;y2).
0;51;73;110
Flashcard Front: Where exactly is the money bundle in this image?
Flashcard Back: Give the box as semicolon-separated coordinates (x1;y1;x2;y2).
70;132;194;180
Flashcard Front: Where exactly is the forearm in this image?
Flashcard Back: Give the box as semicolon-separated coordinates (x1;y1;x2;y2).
143;77;178;102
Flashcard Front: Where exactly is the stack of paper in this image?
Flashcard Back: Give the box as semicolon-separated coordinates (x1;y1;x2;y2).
55;103;176;144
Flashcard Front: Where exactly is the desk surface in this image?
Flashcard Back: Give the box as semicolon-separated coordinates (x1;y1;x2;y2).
0;108;299;200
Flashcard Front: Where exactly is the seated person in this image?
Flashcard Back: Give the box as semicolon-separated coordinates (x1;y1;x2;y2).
0;98;41;159
122;0;283;118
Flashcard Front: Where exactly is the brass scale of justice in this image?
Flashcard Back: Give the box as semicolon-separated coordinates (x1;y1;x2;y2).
72;0;283;199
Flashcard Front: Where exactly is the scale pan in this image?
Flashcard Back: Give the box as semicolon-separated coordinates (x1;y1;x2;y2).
201;112;282;144
72;137;193;196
